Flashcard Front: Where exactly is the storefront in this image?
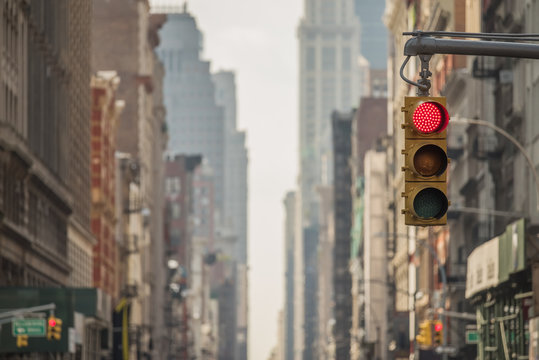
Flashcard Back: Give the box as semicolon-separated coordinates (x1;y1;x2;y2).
466;219;531;360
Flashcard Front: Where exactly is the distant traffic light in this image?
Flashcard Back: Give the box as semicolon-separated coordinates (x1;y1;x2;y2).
416;320;432;346
401;96;450;226
433;320;443;346
16;334;28;347
47;316;62;340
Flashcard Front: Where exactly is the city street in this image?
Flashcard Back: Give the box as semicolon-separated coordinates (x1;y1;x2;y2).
1;1;539;360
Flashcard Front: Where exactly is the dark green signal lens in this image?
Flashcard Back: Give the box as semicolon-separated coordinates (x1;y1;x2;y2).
413;188;448;219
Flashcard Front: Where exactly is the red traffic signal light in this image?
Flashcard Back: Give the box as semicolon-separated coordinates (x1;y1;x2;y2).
47;316;62;340
401;96;450;226
433;320;443;345
412;101;449;134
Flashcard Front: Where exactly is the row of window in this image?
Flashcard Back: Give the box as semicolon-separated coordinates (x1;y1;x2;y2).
307;0;353;25
306;46;352;71
3;0;19;64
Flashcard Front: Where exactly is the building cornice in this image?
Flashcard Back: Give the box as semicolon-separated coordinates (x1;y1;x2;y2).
69;217;98;247
0;127;73;213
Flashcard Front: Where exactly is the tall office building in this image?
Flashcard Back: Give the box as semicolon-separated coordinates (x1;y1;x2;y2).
331;111;354;360
213;71;249;265
213;71;249;359
354;0;387;69
296;1;362;358
283;192;297;360
157;10;225;217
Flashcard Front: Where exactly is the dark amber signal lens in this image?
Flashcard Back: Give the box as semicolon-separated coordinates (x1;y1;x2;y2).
413;145;447;177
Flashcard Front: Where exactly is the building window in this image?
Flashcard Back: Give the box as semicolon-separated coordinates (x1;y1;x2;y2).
166;177;181;195
321;0;336;24
306;47;316;71
342;47;351;71
172;203;181;219
322;77;336;116
322;47;336;71
341;77;351;108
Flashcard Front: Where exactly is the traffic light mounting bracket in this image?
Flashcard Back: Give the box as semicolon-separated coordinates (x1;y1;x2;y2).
400;31;539;96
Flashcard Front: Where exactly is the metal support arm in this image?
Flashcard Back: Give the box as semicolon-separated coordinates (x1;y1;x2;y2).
0;303;56;319
404;36;539;59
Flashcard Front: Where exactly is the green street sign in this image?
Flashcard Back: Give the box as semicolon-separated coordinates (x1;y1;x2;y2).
466;330;479;344
11;319;46;337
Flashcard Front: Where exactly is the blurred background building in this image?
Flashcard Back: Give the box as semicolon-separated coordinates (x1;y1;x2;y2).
294;0;362;358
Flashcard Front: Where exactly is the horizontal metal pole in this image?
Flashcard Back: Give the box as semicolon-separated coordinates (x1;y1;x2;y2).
448;206;524;218
0;303;55;319
437;309;477;321
404;37;539;59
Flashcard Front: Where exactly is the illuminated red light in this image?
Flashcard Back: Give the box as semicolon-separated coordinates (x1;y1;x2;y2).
49;318;56;327
412;102;449;134
434;322;443;332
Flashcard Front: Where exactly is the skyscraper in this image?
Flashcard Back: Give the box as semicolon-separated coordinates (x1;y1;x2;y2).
213;71;249;359
331;110;354;360
283;192;297;360
295;1;362;358
157;11;225;216
354;0;388;69
213;71;249;265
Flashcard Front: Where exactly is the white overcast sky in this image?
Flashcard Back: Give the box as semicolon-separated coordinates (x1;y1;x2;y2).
161;0;303;358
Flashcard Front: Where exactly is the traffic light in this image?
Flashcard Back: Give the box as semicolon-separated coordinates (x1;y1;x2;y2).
47;316;62;340
401;96;450;226
416;320;432;346
433;320;443;346
16;335;28;347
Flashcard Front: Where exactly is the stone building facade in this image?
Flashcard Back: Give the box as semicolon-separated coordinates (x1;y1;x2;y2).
0;0;93;287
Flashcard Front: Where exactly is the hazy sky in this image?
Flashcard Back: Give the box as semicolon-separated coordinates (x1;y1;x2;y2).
186;0;302;358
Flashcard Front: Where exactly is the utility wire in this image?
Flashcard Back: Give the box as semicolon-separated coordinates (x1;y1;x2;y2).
403;30;539;42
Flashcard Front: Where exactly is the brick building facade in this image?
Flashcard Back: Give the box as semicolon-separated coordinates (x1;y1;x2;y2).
90;72;124;298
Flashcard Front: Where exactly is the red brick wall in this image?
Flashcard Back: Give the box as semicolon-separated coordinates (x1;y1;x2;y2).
91;84;119;298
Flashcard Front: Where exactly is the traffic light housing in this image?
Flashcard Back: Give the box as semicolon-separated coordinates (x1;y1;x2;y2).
401;96;450;226
416;320;432;346
433;320;443;346
16;335;28;347
47;316;62;340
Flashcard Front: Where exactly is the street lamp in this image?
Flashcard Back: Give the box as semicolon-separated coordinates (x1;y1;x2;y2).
451;117;539;211
167;259;179;270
